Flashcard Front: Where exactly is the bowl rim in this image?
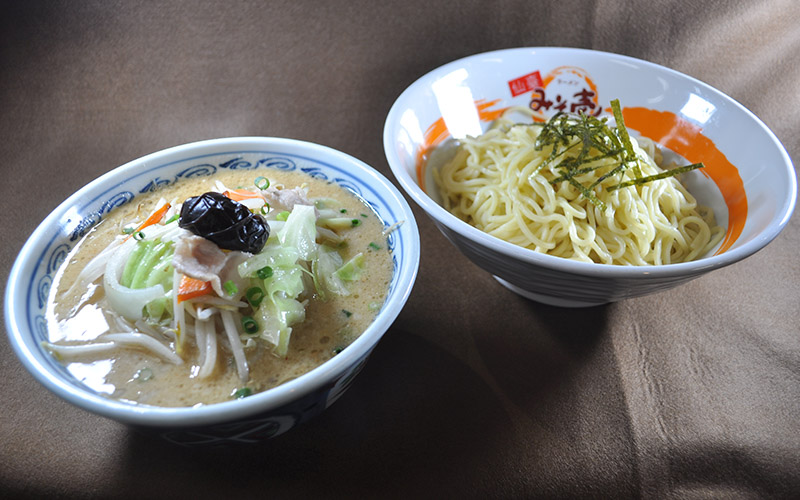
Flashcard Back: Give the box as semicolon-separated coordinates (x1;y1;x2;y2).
383;46;797;278
5;136;420;427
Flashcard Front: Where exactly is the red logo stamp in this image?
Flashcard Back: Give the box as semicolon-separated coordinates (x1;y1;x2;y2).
529;67;601;117
508;71;543;97
508;66;602;120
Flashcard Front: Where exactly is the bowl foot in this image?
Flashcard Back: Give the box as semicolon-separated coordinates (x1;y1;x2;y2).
493;276;609;308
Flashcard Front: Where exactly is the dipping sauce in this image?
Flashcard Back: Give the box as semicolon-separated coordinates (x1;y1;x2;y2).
46;169;393;407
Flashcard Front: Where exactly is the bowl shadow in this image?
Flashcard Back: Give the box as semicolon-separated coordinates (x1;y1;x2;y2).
113;326;517;497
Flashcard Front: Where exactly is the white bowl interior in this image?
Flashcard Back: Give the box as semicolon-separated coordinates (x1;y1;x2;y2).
5;137;420;427
384;47;796;277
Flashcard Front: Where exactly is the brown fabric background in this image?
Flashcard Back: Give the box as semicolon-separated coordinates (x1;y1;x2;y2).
1;1;798;498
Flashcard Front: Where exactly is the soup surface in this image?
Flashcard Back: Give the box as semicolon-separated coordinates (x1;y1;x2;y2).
46;169;393;407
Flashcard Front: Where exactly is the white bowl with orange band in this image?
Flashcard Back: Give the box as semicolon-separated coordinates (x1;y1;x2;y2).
383;47;796;307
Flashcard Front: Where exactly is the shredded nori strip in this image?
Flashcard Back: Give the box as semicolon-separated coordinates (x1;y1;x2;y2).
529;99;705;207
607;163;705;191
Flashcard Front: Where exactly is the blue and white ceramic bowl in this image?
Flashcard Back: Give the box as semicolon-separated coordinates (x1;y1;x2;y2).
5;137;420;445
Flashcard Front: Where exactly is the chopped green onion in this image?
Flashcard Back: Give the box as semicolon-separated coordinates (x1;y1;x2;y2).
223;280;238;296
254;176;270;190
368;242;382;250
165;214;180;224
122;227;136;235
246;287;265;307
342;309;352;318
241;316;259;334
351;219;361;227
360;213;368;218
260;203;270;215
133;231;145;241
233;387;252;399
333;346;345;355
277;210;290;221
339;208;347;213
256;266;274;279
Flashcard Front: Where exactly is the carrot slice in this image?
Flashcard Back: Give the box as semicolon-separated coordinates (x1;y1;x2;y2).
177;275;213;303
223;189;264;202
125;202;171;240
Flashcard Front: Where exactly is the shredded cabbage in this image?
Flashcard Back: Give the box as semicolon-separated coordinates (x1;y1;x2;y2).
334;253;365;282
312;244;346;298
104;240;168;322
255;293;305;357
239;205;317;357
236;202;369;357
238;244;301;278
277;204;317;260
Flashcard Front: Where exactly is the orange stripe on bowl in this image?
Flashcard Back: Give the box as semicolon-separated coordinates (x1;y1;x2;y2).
622;107;747;254
416;99;507;192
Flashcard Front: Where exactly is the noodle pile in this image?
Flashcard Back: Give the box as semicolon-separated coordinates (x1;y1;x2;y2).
434;109;724;265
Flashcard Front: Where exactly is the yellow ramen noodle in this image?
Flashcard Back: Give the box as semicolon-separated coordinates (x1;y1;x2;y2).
434;110;724;265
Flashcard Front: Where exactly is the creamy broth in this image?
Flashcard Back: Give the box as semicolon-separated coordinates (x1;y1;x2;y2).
46;170;393;407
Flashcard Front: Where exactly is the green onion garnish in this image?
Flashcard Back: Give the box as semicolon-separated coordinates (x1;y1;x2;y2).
333;346;345;355
339;208;347;213
241;316;259;334
360;213;368;218
223;280;238;296
254;176;270;190
246;287;265;307
133;231;145;241
368;242;382;250
342;309;352;318
256;266;273;279
260;203;270;215
351;219;361;227
277;210;290;221
233;387;252;399
165;214;180;224
122;227;135;235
